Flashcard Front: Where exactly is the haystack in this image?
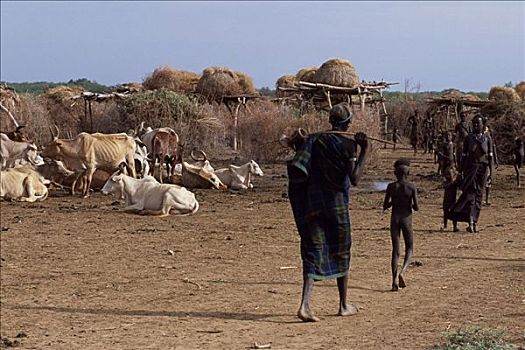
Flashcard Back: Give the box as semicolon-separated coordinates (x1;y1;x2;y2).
312;58;360;87
489;86;521;102
143;66;200;93
514;81;525;100
196;67;258;101
441;90;480;101
295;67;318;83
275;75;297;98
44;86;85;103
113;82;144;93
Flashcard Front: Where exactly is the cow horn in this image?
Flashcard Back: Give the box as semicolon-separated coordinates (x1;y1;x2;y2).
49;125;59;140
190;149;207;161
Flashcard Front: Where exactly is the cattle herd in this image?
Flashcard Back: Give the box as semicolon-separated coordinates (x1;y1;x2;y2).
0;124;264;215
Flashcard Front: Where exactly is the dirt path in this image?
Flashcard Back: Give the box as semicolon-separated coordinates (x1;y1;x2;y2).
1;148;524;349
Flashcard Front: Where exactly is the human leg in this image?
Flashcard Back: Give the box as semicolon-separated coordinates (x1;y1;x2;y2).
298;276;319;322
399;217;414;288
390;219;401;291
336;273;358;316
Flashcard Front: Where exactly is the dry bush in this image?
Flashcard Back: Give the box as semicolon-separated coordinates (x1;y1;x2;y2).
143;66;199;93
481;101;525;164
514;81;525;100
111;82;144;93
43;86;86;134
489;86;521;102
313;58;360;87
236;100;381;164
196;67;258;101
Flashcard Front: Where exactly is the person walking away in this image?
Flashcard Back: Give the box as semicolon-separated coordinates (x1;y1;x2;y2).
287;103;369;322
383;158;419;291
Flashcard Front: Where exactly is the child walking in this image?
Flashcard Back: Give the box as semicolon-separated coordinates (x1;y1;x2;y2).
442;169;459;232
383;158;419;291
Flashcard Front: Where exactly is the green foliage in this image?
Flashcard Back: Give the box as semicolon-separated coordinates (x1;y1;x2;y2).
258;86;276;97
120;88;198;129
435;325;517;350
3;79;109;94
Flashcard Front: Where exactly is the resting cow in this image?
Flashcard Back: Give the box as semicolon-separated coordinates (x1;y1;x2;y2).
101;173;199;216
214;160;264;190
0;167;49;202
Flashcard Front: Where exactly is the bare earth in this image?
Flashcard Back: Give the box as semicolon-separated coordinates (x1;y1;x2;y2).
1;148;524;349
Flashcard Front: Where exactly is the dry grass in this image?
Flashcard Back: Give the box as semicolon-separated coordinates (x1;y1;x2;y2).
295;67;318;82
196;67;258;102
514;81;525;100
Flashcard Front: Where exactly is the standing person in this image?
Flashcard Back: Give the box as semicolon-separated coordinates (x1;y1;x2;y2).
408;110;420;155
287;103;369;322
483;124;498;205
438;131;456;178
383;159;419;291
442;170;459;232
454;112;471;169
446;114;493;233
513;137;524;188
391;126;400;151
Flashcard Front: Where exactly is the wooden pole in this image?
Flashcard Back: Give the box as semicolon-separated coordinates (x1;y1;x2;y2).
88;100;93;133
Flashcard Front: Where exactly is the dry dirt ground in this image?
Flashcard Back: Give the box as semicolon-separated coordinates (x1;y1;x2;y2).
1;148;524;349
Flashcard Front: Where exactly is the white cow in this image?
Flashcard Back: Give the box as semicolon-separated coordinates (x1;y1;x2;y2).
0;167;49;202
0;133;44;169
214;160;264;190
101;173;199;216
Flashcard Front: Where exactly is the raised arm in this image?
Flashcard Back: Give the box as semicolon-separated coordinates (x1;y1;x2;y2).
349;132;369;186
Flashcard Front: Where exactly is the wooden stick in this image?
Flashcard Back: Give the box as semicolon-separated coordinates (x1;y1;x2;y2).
0;102;19;128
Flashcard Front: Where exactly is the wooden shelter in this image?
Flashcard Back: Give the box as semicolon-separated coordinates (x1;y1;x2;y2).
277;80;398;136
72;91;133;132
426;92;491;130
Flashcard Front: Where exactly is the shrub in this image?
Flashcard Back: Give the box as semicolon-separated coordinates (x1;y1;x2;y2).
435;325;518;350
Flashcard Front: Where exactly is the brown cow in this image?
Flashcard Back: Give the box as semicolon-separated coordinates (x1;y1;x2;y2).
140;127;181;183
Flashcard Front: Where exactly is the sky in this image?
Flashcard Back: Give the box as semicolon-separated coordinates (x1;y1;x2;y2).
1;1;524;92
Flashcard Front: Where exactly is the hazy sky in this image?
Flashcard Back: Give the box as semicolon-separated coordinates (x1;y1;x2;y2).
1;1;524;92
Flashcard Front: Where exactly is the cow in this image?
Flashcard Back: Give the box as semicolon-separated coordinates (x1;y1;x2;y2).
42;127;137;197
133;138;150;178
101;172;199;217
214;160;264;190
171;150;225;189
0;133;43;170
0;167;49;202
140;127;181;183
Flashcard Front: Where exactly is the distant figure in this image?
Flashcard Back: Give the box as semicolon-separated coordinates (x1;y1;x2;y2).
383;158;419;291
483;124;498;206
442;171;459;232
446;114;493;233
454;112;471;169
386;126;401;151
422;111;435;154
407;110;420;155
438;131;456;178
513;137;524;188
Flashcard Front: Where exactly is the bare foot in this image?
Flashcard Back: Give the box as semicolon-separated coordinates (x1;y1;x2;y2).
391;284;399;292
297;309;320;322
338;304;358;316
399;275;406;288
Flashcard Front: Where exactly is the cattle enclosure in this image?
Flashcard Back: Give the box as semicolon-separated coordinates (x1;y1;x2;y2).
1;148;524;349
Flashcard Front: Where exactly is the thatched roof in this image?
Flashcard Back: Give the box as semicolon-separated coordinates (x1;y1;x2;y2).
295;67;317;83
195;67;258;101
489;86;521;102
312;58;360;87
514;81;525;100
441;90;480;101
143;66;200;93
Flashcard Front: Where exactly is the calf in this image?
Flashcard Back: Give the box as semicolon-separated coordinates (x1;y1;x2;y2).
0;167;49;202
0;125;27;142
101;173;199;216
214;160;264;190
